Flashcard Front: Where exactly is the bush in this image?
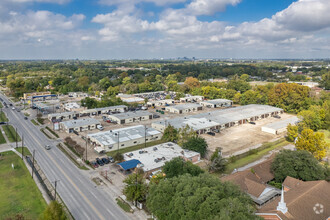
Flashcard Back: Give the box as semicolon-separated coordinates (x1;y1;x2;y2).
182;136;208;158
113;152;124;162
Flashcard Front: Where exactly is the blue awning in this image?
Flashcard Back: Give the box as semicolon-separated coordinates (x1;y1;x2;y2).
118;159;141;171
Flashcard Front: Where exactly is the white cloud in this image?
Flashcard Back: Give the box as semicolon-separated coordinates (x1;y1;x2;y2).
10;0;71;4
186;0;241;16
99;0;186;7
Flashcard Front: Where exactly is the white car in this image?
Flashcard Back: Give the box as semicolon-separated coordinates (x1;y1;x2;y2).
12;107;15;110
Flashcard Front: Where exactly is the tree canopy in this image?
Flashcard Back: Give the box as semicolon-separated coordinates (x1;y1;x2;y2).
161;125;178;142
39;201;67;220
162;157;204;178
123;172;148;202
147;173;259;220
182;136;208;158
271;150;327;182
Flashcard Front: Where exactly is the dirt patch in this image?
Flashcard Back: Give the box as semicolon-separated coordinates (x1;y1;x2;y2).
201;113;296;157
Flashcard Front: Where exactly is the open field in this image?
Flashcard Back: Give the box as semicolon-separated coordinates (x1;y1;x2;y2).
0;151;46;219
0;128;6;144
201;113;295;156
2;125;21;142
0;111;8;122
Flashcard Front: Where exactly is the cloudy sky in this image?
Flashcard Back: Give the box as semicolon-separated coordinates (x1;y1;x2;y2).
1;0;330;59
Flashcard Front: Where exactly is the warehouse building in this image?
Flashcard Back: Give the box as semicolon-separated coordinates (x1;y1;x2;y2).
108;111;153;124
165;103;203;114
123;142;200;173
180;95;204;103
60;118;100;133
147;99;175;107
117;94;145;103
261;117;299;135
88;125;162;153
78;105;127;117
152;104;283;134
63;102;84;112
200;99;233;108
48;111;79;121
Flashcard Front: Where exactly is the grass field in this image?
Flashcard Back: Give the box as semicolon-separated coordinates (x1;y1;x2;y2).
0;102;2;108
31;119;39;126
0;128;6;144
0;111;8;122
0;151;46;219
107;139;166;157
15;147;32;156
225;138;289;173
2;125;21;142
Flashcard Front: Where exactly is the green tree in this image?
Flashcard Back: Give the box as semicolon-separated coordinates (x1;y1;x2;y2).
162;125;178;142
184;77;200;89
295;128;329;160
298;108;323;131
147;174;258;220
182;136;208;158
123;172;148;202
319;72;330;90
113;152;124;162
271;150;326;182
162;157;204;178
209;148;227;173
39;201;67;220
177;125;197;146
286;124;298;142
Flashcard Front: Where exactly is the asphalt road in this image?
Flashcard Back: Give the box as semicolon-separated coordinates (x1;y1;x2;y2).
0;94;130;220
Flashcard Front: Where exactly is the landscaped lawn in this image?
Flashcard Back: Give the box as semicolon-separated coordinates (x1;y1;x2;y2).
15;147;32;156
0;128;6;144
0;111;8;122
0;151;46;219
225;138;289;173
2;125;21;142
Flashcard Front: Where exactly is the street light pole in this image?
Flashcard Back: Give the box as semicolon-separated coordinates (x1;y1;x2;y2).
117;132;120;153
21;135;24;159
144;125;147;148
32;150;35;179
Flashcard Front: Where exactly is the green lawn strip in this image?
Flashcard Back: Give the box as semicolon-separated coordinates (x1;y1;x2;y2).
116;198;133;213
225;138;289;174
64;142;81;158
0;128;6;144
31;119;39;126
37;117;45;125
15;147;32;156
0;102;2;108
107;139;166;157
2;125;21;142
45;126;59;138
57;144;89;170
40;128;53;139
0;111;8;122
0;151;47;219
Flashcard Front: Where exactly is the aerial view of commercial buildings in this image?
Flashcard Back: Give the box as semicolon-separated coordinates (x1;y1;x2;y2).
0;0;329;220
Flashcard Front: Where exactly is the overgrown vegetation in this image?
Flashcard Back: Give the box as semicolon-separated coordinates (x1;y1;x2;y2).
0;112;8;122
64;137;84;157
2;125;21;142
46;126;59;138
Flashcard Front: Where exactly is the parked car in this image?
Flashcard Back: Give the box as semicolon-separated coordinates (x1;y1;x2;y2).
9;103;12;106
44;145;51;150
0;122;7;125
207;131;215;136
153;114;160;118
96;158;104;166
102;157;110;164
108;156;115;163
16;109;20;112
273;115;281;119
24;117;28;120
106;120;111;123
91;161;99;168
73;116;77;120
249;121;256;125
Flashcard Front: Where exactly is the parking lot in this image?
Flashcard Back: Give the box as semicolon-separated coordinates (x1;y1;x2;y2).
201;113;296;157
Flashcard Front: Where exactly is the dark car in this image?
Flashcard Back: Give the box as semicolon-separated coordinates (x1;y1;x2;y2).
249;121;256;125
102;157;110;164
273;115;281;119
9;103;12;106
91;161;99;168
207;131;215;136
0;122;7;125
153;114;160;118
24;117;28;120
108;156;115;163
96;158;104;166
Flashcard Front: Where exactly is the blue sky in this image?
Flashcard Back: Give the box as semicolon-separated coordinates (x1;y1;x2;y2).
0;0;330;59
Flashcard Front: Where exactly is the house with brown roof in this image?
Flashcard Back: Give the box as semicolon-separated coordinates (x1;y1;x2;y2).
221;155;281;206
256;176;330;220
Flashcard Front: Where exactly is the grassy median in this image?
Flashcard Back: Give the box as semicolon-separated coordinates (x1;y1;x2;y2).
0;111;8;122
2;125;21;142
0;151;46;219
0;129;6;144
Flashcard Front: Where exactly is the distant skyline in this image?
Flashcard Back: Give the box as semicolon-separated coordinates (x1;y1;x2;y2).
1;0;330;59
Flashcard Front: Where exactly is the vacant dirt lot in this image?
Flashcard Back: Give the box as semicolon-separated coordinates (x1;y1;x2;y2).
201;113;296;157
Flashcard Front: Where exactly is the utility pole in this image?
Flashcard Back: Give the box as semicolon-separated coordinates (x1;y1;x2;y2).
21;135;24;159
85;137;88;161
144;125;147;148
53;180;60;201
32;150;35;179
15;127;18;149
116;132;120;153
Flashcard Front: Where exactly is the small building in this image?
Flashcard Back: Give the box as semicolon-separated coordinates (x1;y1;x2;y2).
117;94;145;103
200;99;233;108
79;105;127;117
63;102;84;112
23;92;52;100
68;92;88;98
256;177;330;220
261;117;299;135
165;103;202;114
123;142;200;173
180;95;204;103
88;125;162;152
147;99;175;107
60;118;100;133
48;111;79;121
108;111;153;124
